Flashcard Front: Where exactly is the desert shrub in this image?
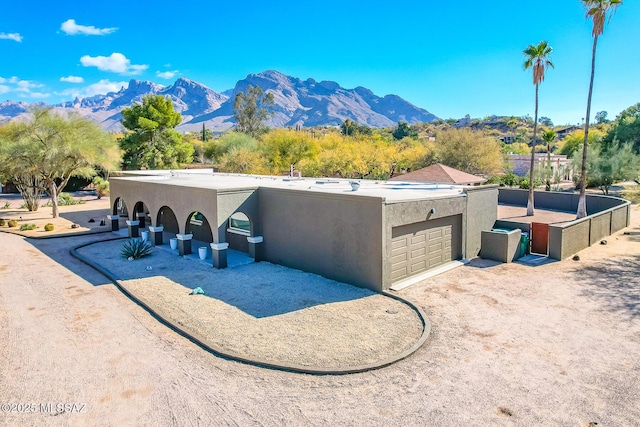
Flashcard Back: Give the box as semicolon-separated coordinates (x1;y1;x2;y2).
121;238;153;260
19;223;36;231
0;219;5;226
7;219;18;227
44;223;55;231
93;177;110;199
45;193;86;207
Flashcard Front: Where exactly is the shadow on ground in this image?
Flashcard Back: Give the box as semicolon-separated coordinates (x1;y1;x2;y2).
79;239;370;318
574;254;640;319
26;234;119;287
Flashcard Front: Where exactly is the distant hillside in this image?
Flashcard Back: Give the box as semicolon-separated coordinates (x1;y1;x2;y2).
0;70;438;132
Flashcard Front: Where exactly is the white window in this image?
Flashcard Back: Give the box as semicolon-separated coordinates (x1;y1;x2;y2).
228;212;250;235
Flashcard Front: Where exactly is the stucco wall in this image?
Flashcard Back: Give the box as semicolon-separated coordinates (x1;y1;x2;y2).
258;188;384;291
498;188;627;214
110;178;218;238
464;186;499;258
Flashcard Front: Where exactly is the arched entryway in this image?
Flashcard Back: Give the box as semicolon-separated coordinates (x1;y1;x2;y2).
186;211;214;243
112;197;129;218
133;201;150;228
156;206;179;234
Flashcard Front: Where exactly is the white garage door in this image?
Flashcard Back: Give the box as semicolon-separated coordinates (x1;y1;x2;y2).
391;216;458;283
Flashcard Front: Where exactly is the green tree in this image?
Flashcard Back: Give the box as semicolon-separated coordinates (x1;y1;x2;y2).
538;116;554;127
577;0;622;219
558;129;604;157
523;40;554;215
233;85;274;137
392;122;418;140
0;108;120;217
260;129;319;174
432;128;504;175
119;95;193;170
595;110;609;124
340;119;372;136
542;129;557;190
204;132;258;163
575;141;639;195
602;102;640;153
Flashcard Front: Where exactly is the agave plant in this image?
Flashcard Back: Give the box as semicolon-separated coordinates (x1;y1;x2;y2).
121;238;153;260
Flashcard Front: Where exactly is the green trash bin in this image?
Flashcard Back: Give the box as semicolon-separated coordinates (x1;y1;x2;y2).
519;232;530;258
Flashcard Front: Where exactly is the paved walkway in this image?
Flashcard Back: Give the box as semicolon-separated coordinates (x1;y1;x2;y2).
498;204;577;224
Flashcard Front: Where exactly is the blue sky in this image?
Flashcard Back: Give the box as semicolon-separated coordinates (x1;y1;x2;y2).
1;0;638;126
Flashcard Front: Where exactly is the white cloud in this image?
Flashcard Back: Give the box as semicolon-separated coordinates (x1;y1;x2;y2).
80;52;148;75
15;80;44;93
156;70;179;79
0;32;22;42
24;92;50;99
84;79;127;96
0;76;19;84
61;19;117;36
60;75;84;83
0;76;50;99
55;79;127;100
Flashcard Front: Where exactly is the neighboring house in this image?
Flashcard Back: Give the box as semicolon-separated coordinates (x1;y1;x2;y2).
508;154;573;180
555;125;582;140
110;171;498;292
390;163;487;186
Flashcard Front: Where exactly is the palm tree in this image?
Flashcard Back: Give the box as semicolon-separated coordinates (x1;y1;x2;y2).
523;41;554;216
577;0;622;218
542;129;557;191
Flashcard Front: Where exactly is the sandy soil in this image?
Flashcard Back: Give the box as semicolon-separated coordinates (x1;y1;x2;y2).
75;240;424;370
0;193;112;237
0;204;639;426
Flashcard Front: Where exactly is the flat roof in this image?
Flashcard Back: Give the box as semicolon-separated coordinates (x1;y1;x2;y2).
112;169;468;203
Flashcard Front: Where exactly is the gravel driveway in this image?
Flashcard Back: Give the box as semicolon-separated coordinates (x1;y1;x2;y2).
1;206;639;426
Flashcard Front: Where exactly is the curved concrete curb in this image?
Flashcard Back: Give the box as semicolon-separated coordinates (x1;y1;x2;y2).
71;239;431;375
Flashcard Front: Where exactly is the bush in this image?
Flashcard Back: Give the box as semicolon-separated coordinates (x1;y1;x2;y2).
19;223;36;231
45;193;86;207
93;177;110;199
44;223;54;231
7;219;18;227
0;202;10;209
0;219;5;226
121;238;153;260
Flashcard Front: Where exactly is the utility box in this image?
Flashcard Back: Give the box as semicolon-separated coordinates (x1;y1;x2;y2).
480;228;522;263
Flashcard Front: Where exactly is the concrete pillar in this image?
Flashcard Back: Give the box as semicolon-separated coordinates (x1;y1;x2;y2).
247;236;264;261
136;211;146;228
210;242;229;269
176;233;193;256
107;214;120;232
126;220;140;238
148;225;164;246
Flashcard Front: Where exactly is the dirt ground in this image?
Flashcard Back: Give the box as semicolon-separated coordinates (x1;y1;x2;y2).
0;200;639;426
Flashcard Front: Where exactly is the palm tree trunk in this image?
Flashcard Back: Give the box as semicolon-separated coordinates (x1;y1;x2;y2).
526;84;539;216
577;35;599;219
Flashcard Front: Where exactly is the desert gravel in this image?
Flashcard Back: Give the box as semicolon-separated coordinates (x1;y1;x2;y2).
0;200;639;426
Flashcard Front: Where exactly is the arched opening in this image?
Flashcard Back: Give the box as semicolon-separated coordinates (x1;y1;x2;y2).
156;206;179;234
133;201;150;228
185;211;214;243
226;211;251;253
112;197;129;218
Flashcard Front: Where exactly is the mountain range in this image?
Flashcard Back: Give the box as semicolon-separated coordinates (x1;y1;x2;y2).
0;70;438;132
